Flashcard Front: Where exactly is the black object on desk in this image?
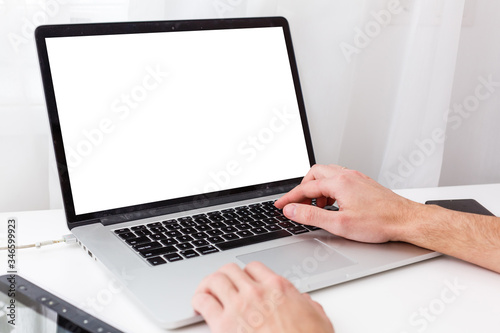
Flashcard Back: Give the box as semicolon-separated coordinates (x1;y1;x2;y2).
0;274;124;333
425;199;495;216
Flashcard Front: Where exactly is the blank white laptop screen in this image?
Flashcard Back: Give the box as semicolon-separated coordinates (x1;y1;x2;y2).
45;26;311;215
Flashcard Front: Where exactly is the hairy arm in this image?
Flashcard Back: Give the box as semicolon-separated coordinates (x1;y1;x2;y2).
274;164;500;273
406;204;500;272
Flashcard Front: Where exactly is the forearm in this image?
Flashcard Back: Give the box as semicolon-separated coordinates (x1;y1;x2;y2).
400;203;500;273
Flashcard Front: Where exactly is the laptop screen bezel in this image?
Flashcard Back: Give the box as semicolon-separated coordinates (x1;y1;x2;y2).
35;17;316;229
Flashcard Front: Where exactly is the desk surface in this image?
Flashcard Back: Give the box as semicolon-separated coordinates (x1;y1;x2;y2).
1;184;500;333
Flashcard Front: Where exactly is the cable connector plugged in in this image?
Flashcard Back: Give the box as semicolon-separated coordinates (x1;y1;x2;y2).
62;233;77;245
0;233;78;250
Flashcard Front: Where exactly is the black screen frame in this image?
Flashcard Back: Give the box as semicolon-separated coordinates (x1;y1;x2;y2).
35;17;315;229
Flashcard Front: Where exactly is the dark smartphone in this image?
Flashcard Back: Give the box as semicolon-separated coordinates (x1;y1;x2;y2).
425;199;495;216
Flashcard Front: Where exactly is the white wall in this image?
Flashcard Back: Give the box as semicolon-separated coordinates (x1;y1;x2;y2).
439;0;500;186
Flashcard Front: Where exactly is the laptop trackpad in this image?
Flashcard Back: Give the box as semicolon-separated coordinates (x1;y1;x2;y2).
236;239;356;287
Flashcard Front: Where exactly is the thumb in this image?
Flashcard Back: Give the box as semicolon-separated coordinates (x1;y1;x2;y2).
283;203;334;228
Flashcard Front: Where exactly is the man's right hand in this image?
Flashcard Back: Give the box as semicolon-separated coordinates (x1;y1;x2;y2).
274;164;421;244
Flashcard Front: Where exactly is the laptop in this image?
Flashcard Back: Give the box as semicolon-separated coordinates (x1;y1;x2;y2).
35;17;439;329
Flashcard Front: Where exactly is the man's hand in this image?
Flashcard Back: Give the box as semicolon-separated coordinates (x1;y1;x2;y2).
275;164;500;273
192;262;335;333
275;164;421;244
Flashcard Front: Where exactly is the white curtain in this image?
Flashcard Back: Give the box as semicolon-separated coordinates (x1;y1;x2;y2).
0;0;498;212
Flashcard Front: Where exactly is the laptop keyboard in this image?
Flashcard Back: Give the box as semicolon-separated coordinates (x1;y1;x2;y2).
113;200;320;266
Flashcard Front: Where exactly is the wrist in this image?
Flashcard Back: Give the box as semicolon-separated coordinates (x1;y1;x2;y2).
393;200;436;246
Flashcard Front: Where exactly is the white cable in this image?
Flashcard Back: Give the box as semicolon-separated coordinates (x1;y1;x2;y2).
0;234;77;250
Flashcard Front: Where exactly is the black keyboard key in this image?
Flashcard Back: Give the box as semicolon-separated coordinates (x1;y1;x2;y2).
160;238;178;246
217;230;292;251
304;225;321;231
237;216;255;223
265;224;282;232
222;212;239;219
260;206;275;213
176;235;194;243
131;225;146;231
180;227;197;235
220;226;238;233
249;208;267;215
209;222;226;229
192;232;209;240
180;221;197;228
164;223;182;230
248;203;262;209
206;229;223;237
196;224;212;232
139;246;177;258
150;226;167;234
236;230;254;238
267;210;283;217
249;221;265;228
118;232;136;240
164;253;183;262
287;226;309;235
208;215;225;222
207;236;225;244
181;249;199;259
147;222;162;228
114;228;130;234
176;243;194;251
134;230;152;237
147;257;167;266
165;230;183;238
251;227;267;234
133;241;162;252
125;236;151;246
197;245;219;255
278;221;295;229
192;239;210;247
263;218;279;225
252;213;268;220
236;210;252;217
194;216;211;224
224;219;241;226
235;223;252;231
178;216;194;223
150;233;168;241
221;233;239;241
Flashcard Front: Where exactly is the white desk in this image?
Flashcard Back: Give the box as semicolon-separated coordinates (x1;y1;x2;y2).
1;184;500;332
